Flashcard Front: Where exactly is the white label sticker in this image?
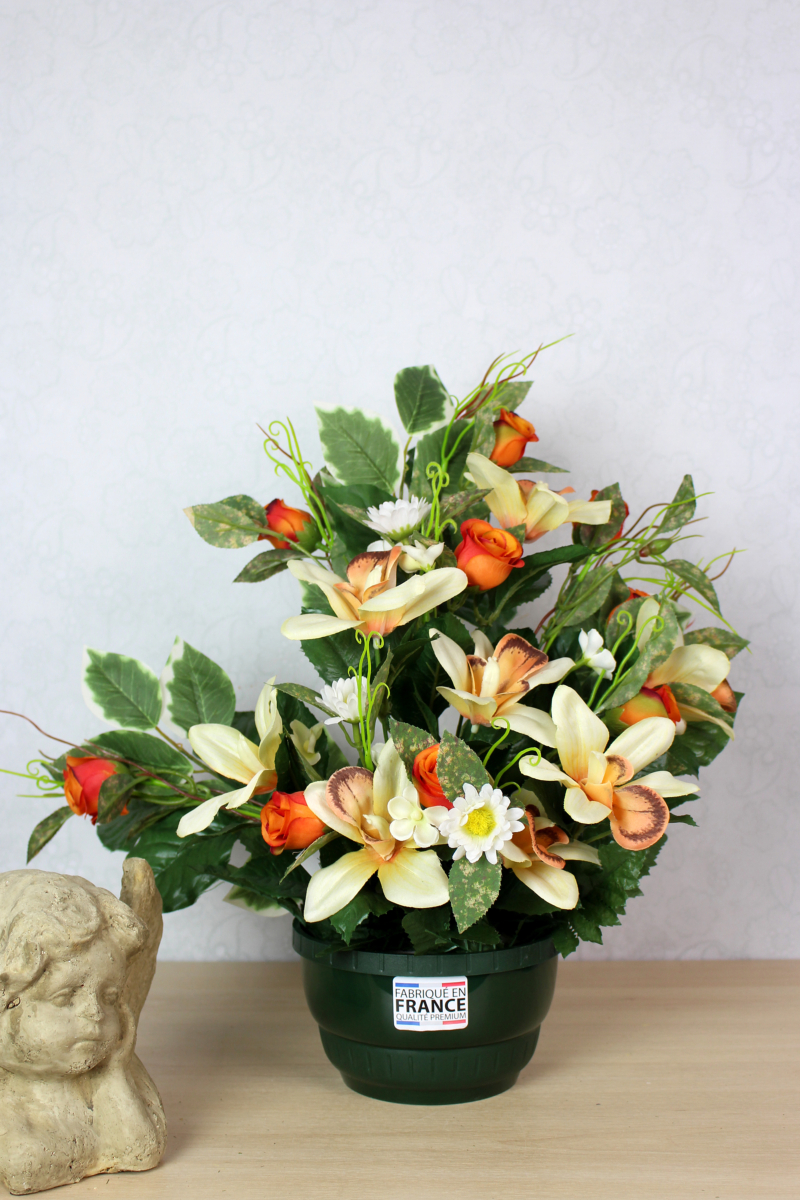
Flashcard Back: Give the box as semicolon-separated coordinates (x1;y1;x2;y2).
392;975;468;1031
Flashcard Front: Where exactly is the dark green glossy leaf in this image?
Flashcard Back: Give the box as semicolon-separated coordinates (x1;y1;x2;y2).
234;547;300;583
411;420;473;497
401;905;454;954
394;364;451;435
316;406;402;492
329;889;393;944
82;648;161;731
27;806;73;862
300;629;363;687
160;638;236;731
87;730;193;778
121;809;246;911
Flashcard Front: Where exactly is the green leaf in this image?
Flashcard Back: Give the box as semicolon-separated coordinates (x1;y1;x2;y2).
300;629;363;687
684;627;749;659
388;718;436;775
97;773;137;823
329;889;393;944
437;488;490;524
234;547;300;583
468;381;533;458
559;566;618;627
280;831;341;880
552;924;579;957
436;730;490;803
670;682;734;731
184;494;267;548
223;886;284;915
126;810;244;911
27;807;73;862
605;595;648;646
411;420;473;497
578;482;627;547
401;905;454;954
655;475;696;535
664;559;720;612
160;638;236;732
449;856;502;934
82;648;161;731
275;682;337;718
598;602;682;712
88;729;193;777
394;365;451;435
316;406;402;493
452;916;503;949
508;456;568;475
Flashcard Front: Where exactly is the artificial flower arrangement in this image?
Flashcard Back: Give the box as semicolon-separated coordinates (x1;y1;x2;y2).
12;348;747;958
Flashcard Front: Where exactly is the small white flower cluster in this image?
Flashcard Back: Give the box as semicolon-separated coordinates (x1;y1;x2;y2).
387;788;447;848
438;782;525;865
365;495;432;539
367;538;444;572
578;629;616;680
319;676;370;726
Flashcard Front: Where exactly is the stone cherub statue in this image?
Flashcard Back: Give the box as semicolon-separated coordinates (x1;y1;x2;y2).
0;860;167;1194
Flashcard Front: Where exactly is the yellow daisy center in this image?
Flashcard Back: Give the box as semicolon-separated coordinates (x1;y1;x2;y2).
465;806;496;839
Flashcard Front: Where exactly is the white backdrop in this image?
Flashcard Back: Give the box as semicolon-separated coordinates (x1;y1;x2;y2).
2;0;798;961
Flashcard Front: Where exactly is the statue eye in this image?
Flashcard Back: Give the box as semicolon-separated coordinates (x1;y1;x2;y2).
102;988;120;1006
49;989;75;1007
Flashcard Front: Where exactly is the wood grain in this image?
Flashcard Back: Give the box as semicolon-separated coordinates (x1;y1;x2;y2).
41;961;799;1200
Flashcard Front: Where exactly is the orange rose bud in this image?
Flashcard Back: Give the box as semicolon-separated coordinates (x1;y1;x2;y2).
63;755;119;824
489;408;539;467
261;499;316;550
607;684;683;730
260;790;326;855
412;744;452;810
711;680;737;714
454;518;524;591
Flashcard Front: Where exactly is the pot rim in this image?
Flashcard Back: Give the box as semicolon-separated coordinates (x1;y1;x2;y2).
292;920;557;976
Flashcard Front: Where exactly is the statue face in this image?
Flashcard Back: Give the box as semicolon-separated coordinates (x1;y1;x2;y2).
0;933;127;1077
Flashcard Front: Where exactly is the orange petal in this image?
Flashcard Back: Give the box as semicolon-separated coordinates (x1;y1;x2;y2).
466;654;487;694
603;754;634;788
610;784;670;850
492;634;549;697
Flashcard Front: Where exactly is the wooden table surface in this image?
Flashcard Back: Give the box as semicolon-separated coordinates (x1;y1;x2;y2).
39;960;799;1200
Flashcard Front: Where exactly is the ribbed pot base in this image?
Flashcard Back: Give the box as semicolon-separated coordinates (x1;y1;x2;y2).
320;1027;541;1105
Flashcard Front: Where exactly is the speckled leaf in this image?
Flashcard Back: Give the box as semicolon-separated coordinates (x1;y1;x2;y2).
184;494;267;548
670;683;734;729
439;488;490;522
281;831;341;881
560;566;618;626
97;773;137;824
436;730;490;803
655;475;696;535
664;559;720;612
275;682;338;718
234;547;300;582
578;482;627;547
449;855;502;934
388;718;436;775
508;456;568;474
684;628;749;659
27;807;73;862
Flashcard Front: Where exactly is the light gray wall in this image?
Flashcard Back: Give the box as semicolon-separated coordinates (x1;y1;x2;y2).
2;0;798;960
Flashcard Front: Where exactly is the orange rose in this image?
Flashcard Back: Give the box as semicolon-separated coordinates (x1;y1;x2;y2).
63;755;119;824
454;519;524;591
412;745;452;810
489;408;538;467
606;684;681;729
711;680;737;714
260;499;316;550
260;790;326;855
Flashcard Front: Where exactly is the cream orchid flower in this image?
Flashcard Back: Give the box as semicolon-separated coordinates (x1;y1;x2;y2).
466;453;612;543
289;718;324;766
429;627;572;746
636;599;734;732
500;803;599;909
520;685;698;850
302;741;450;922
177;681;283;837
281;548;467;640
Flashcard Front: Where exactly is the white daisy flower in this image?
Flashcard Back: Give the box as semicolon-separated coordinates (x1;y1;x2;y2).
364;496;432;539
578;629;616;680
319;676;370;726
387;789;449;848
367;538;444;573
437;782;525;865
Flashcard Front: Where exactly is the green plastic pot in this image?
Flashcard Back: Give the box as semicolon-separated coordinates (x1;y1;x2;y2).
292;921;558;1105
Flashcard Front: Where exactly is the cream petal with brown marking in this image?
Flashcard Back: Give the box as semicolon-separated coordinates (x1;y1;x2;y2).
304;780;362;842
326;766;375;828
610;783;670;849
492;634;549;695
